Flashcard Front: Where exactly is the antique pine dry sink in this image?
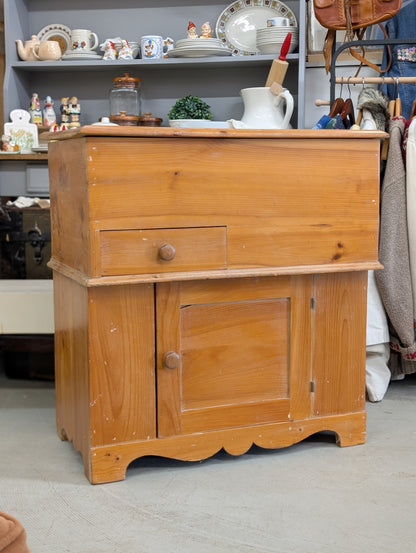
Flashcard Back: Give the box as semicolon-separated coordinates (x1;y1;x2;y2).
47;126;384;484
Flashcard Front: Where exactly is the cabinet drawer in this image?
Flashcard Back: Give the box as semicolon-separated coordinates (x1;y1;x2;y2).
100;227;227;275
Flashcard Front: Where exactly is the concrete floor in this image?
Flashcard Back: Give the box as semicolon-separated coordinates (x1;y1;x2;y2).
1;370;416;553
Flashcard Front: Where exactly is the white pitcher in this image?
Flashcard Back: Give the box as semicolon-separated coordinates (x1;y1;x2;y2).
235;86;294;129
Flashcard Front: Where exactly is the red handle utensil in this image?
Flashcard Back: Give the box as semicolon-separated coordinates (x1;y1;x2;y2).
266;31;292;88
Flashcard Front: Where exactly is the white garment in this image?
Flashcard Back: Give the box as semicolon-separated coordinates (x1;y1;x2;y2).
406;118;416;313
361;109;377;130
366;270;390;345
365;270;391;401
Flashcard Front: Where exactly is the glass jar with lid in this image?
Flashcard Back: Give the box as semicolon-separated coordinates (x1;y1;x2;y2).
109;73;141;125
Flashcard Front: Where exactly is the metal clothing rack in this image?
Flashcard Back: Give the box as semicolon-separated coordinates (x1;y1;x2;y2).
329;38;416;104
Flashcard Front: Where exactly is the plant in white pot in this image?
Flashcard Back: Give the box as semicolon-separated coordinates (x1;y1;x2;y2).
168;95;214;127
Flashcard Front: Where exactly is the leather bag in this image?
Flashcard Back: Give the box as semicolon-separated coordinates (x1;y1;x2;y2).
313;0;402;72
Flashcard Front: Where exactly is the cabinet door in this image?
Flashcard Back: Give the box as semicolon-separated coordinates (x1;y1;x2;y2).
156;276;313;437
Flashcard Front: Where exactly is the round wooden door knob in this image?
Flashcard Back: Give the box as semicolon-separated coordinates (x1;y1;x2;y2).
163;351;180;369
158;243;176;261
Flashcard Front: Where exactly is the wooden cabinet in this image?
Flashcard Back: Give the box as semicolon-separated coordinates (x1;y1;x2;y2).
48;126;384;483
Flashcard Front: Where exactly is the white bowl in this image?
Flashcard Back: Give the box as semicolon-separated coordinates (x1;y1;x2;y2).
169;119;229;128
256;28;298;35
256;29;298;39
256;42;298;54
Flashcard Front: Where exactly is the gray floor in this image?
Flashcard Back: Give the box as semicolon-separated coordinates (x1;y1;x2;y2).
1;369;416;553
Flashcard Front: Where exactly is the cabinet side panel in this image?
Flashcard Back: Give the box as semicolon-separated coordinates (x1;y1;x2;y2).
89;283;156;446
312;272;367;415
48;139;91;275
54;272;91;476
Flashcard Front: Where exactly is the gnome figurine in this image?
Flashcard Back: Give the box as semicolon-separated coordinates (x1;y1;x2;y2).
200;21;212;38
187;21;198;38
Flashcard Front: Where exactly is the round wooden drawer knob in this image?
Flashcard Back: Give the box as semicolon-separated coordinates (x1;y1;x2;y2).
163;351;180;369
158;243;176;261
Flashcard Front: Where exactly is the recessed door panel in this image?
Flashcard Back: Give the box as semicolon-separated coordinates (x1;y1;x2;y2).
156;276;312;436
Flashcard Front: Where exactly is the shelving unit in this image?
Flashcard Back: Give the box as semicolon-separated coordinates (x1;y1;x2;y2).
3;0;306;131
0;0;306;339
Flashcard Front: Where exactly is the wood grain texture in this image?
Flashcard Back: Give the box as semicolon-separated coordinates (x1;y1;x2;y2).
49;132;381;279
89;412;366;484
88;283;156;446
156;276;312;436
100;226;226;275
48;129;379;483
48;139;91;276
53;272;91;480
312;271;367;416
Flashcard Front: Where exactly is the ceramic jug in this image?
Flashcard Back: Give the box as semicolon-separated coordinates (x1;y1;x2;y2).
237;86;294;129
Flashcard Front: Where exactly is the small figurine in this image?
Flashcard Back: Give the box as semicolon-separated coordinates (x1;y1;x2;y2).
103;39;117;60
60;97;70;126
187;21;198;39
43;95;56;127
49;123;60;132
163;37;174;58
69;96;81;128
29;93;42;126
200;22;212;38
118;39;133;60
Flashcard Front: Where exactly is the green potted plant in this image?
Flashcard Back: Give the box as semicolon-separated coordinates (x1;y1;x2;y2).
168;95;213;127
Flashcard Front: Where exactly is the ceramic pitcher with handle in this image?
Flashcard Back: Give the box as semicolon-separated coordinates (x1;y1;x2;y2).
239;86;294;129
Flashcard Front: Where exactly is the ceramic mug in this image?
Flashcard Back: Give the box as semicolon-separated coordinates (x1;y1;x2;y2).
140;35;174;59
33;40;62;61
70;29;99;52
267;17;290;27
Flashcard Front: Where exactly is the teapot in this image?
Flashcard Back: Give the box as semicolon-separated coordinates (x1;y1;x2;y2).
228;86;294;130
16;35;40;61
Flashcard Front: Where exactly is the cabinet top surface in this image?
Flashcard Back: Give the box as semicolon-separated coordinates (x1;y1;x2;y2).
45;126;387;141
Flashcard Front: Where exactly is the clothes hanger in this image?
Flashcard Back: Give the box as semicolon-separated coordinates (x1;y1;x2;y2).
394;77;402;117
339;78;355;128
410;99;416;119
381;77;393;161
355;78;367;129
329;97;345;117
388;99;396;118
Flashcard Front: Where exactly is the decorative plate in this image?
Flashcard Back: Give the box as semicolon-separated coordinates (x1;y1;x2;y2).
37;24;71;54
215;0;297;55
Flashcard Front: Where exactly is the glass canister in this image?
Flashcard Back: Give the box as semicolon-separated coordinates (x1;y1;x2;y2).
109;73;141;125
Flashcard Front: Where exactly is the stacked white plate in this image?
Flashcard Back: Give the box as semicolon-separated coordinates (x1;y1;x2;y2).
256;27;298;55
168;38;233;58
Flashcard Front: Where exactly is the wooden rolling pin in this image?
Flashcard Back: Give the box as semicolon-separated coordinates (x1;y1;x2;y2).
266;32;292;88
